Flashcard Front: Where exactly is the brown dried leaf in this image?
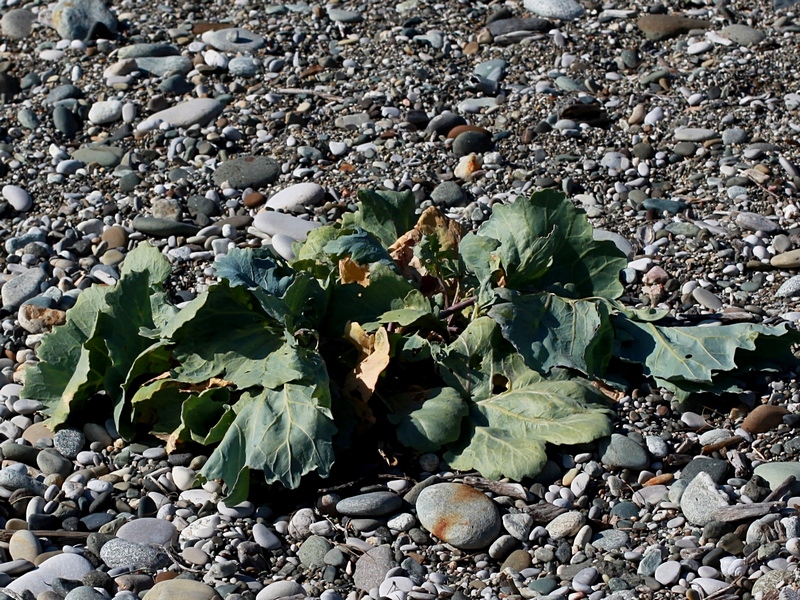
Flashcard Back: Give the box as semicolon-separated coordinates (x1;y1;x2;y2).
342;326;392;430
339;257;370;286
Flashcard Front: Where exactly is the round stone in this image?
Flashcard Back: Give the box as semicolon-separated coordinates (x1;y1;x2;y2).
545;510;586;540
2;185;32;212
88;100;123;125
266;182;326;212
116;518;177;546
415;483;501;549
599;434;649;470
1;9;35;39
142;579;221;600
54;428;85;459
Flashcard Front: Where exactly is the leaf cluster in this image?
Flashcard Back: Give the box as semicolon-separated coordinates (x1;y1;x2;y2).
21;190;800;500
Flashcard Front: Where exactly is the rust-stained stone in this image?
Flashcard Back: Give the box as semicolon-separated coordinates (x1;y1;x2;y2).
742;404;790;434
415;482;501;549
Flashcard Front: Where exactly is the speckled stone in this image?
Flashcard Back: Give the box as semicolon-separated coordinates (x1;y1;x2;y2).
416;483;502;549
99;537;167;569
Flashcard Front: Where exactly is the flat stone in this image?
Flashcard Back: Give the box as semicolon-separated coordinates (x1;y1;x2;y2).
753;462;800;491
336;492;403;517
546;511;585;539
680;458;729;484
2;268;47;310
2;184;32;212
253;210;321;242
654;560;681;585
137;98;224;132
99;537;167;569
736;211;779;233
142;579;221;600
297;535;333;568
213;156;280;189
72;145;124;167
1;9;35;39
116;518;177;546
6;553;93;597
118;43;179;59
415;483;501;549
777;275;800;297
692;287;722;311
266;183;326;212
486;17;552;37
674;127;718;142
202;28;265;52
133;56;192;77
772;249;800;268
132;217;200;237
9;530;41;562
680;472;730;526
523;0;582;20
88;100;122;125
721;24;766;47
327;8;363;22
599;434;649;470
743;404;790;434
353;544;395;592
252;523;282;550
591;529;630;550
636;14;710;40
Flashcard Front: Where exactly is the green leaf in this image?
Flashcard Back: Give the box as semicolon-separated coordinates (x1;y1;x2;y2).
324;263;415;336
614;317;800;384
469;191;627;298
387;387;467;452
343;189;416;247
443;377;612;481
489;293;613;375
117;341;174;437
376;290;437;328
23;244;173;430
162;282;286;388
200;344;335;502
438;317;533;400
459;233;501;288
214;247;294;296
323;227;394;266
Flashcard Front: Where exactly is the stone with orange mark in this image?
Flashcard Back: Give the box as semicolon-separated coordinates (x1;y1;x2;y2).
415;483;501;549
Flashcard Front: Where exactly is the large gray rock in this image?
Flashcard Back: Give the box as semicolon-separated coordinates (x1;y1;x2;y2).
51;0;117;40
680;471;730;526
415;483;501;549
213;156;280;189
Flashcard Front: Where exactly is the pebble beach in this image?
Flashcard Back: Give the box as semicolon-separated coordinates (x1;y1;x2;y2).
1;0;800;598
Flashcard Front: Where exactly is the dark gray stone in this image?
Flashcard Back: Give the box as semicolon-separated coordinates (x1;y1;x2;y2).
212;156;280;189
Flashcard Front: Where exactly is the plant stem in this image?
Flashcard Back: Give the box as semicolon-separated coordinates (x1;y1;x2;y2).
439;296;476;319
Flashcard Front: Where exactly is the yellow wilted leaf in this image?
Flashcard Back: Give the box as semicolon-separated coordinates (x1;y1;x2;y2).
342;325;392;431
339;257;370;286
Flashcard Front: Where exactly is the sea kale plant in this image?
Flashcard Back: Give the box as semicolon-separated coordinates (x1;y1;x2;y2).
22;190;800;502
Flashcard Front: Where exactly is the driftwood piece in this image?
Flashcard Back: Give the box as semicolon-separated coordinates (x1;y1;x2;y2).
462;476;531;501
765;475;797;502
519;502;568;522
709;501;784;523
0;530;92;542
702;436;743;455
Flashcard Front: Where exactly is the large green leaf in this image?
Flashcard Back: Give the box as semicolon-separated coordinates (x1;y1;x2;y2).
200;343;335;502
459;232;501;289
323;227;394;266
343;189;416;247
214;247;294;296
469;191;627;298
438;317;612;481
489;293;614;376
614;317;800;384
162;282;286;387
443;376;612;480
438;317;533;400
22;243;173;429
387;387;468;452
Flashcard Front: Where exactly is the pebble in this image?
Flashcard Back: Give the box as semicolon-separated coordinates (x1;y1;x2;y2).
256;580;305;600
142;580;221;600
415;483;501;549
1;9;34;39
523;0;583;20
2;185;33;212
336;491;403;516
254;210;322;241
137;99;224;132
599;434;649;470
266;183;326;212
680;472;730;526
